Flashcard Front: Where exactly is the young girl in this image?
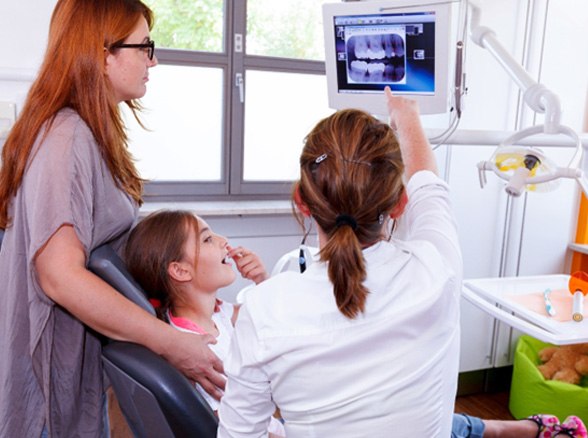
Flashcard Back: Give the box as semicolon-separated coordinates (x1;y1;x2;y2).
124;209;285;436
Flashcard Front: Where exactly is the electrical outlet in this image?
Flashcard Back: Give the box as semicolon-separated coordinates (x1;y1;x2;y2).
0;101;17;140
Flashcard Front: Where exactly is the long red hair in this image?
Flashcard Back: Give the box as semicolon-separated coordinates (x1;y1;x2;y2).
0;0;153;229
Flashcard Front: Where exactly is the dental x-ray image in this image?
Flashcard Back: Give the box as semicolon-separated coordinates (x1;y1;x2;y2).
346;33;407;84
332;11;436;96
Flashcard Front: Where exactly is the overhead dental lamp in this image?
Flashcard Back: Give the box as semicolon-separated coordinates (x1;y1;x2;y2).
467;0;587;197
477;126;584;197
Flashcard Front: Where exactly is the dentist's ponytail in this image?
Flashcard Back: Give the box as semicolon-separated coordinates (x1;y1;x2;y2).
296;109;405;318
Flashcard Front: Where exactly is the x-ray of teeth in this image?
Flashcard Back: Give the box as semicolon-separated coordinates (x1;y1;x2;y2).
346;33;406;83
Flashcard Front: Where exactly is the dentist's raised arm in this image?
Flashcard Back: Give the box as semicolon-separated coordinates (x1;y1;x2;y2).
385;86;438;178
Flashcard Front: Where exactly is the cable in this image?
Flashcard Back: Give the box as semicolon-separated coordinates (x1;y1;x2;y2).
431;109;461;150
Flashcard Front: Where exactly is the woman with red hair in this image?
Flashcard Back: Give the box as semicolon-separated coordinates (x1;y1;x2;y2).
0;1;223;436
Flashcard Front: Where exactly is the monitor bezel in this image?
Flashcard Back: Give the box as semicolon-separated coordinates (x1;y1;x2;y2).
323;0;456;116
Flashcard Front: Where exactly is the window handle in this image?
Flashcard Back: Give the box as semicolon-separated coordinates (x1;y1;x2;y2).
235;73;244;103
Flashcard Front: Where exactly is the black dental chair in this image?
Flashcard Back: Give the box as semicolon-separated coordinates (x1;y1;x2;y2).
0;232;218;437
89;243;218;438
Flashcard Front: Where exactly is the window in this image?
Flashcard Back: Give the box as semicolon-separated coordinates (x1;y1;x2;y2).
128;0;334;200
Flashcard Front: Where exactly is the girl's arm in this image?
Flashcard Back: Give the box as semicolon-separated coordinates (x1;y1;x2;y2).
35;224;226;399
227;245;267;326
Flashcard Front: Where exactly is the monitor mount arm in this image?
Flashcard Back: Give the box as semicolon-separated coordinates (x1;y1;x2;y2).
468;0;584;197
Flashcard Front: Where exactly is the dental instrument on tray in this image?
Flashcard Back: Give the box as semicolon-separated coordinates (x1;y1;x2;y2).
569;272;588;322
543;288;556;317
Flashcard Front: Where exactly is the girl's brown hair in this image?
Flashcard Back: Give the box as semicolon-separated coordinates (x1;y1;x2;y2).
0;0;153;229
125;210;200;320
295;109;405;319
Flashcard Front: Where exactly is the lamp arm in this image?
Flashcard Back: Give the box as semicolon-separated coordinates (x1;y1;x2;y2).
467;0;561;133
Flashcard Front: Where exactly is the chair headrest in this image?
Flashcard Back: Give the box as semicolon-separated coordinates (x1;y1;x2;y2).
88;244;155;316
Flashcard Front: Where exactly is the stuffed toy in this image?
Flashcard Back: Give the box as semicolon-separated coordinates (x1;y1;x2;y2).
537;343;588;385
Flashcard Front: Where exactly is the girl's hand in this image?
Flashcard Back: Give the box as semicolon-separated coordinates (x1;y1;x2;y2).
227;245;269;285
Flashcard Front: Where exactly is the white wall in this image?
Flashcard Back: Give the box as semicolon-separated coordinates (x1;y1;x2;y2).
0;2;54;69
0;0;54;107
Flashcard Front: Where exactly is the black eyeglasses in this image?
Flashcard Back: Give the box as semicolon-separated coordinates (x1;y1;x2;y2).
111;39;155;60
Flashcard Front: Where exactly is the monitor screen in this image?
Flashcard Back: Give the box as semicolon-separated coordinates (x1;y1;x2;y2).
323;0;455;116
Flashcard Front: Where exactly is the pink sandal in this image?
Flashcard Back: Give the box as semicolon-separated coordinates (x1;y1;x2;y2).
558;416;588;438
527;414;588;438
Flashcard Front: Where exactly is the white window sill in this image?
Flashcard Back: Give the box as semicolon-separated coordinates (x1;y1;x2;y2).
140;200;293;217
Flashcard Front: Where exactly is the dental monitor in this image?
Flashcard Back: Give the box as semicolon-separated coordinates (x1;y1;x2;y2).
323;0;456;116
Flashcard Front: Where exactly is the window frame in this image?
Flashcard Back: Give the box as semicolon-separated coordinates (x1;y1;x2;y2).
141;0;326;202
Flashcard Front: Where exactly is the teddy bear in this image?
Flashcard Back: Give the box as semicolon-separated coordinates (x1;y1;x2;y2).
537;343;588;385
